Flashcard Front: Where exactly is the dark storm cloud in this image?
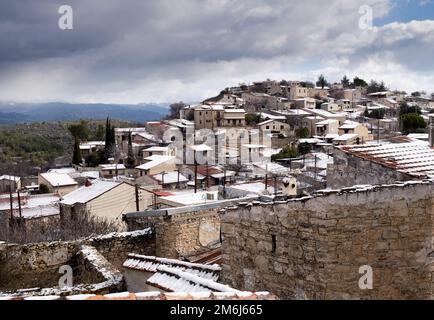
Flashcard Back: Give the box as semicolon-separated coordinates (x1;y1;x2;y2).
0;0;432;102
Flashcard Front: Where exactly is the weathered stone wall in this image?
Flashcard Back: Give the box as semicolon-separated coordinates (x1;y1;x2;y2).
0;229;155;291
221;181;434;299
125;207;221;259
327;148;414;189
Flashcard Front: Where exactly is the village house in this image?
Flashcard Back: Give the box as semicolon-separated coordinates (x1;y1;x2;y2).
151;171;189;189
294;98;316;109
258;119;290;135
0;175;21;193
79;141;105;158
38;172;78;197
338;121;371;143
99;164;127;179
321;102;341;112
136;155;177;177
60;180;153;229
193;105;246;130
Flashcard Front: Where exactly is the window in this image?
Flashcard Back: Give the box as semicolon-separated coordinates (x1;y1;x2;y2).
281;126;284;130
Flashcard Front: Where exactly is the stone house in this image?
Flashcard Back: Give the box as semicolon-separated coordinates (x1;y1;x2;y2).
99;164;127;178
60;180;153;229
0;175;21;193
38;173;78;197
136;155;177;177
258;120;290;135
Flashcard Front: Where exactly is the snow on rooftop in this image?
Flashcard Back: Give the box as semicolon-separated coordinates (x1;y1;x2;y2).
340;141;434;177
124;254;221;273
159;190;219;206
0;175;20;182
136;155;176;171
40;172;78;187
60;180;121;205
147;266;238;294
230;182;275;195
100;164;126;170
152;171;188;184
47;168;77;174
0;193;61;219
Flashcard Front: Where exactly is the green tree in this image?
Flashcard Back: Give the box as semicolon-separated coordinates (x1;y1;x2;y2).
246;114;262;125
125;132;136;168
367;80;388;94
271;145;298;161
399;101;421;117
68;120;90;140
295;127;310;139
353;77;368;88
341;75;351;88
400;113;426;134
298;142;312;155
95;124;105;141
38;184;49;194
72;137;82;165
316;74;328;89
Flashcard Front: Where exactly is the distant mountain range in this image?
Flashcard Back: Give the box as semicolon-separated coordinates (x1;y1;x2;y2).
0;102;169;124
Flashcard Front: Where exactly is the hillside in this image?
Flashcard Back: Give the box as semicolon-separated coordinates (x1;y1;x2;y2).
0;102;169;124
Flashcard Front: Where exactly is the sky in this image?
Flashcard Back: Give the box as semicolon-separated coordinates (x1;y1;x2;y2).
0;0;433;104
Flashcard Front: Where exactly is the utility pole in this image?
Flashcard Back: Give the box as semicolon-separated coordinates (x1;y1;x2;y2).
377;118;380;143
134;184;140;212
274;175;277;197
206;164;209;190
17;189;22;218
223;166;227;199
161;171;166;189
194;162;198;194
9;189;13;221
265;163;268;190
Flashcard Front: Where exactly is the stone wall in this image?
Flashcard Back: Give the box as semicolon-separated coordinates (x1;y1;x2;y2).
125;205;222;259
221;181;434;299
327;148;414;189
0;229;155;292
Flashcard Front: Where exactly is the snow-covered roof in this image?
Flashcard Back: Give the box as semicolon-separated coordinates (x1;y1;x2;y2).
123;254;220;278
230;182;275;195
0;193;60;219
152;171;188;184
339;141;434;178
40;173;78;187
159;191;219;206
0;175;20;183
136;155;176;171
147;266;240;294
100;164;126;171
333;134;359;141
47;168;77;174
339;121;361;130
60;180;121;205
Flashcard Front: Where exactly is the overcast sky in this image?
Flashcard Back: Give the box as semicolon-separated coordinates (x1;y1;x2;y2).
0;0;433;104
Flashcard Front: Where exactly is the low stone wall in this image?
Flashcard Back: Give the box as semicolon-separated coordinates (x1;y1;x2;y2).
0;229;155;293
221;181;434;299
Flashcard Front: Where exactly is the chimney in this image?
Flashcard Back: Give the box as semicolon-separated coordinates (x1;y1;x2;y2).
430;115;434;148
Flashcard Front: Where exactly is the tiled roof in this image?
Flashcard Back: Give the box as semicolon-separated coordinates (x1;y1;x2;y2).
146;266;238;293
339;141;434;177
123;254;220;281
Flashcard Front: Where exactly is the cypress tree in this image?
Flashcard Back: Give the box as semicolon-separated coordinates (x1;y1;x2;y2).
72;137;82;165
